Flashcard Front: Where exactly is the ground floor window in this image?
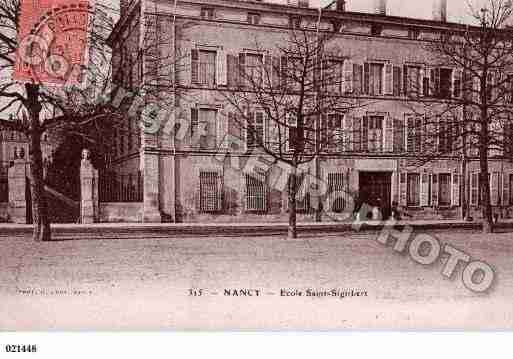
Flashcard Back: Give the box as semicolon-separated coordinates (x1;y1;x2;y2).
199;171;222;213
438;173;451;206
245;172;267;212
327;173;345;213
510;174;513;205
407;173;420;207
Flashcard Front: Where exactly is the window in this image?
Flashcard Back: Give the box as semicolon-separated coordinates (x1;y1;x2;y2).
431;68;453;99
371;24;383;36
325;59;344;94
245;172;267;212
200;7;215;20
289;173;310;212
191;49;217;86
438;117;454;154
408;28;420;40
407;173;421;207
438;173;451;206
243;53;264;86
364;63;384;96
289;15;301;29
247;111;265;149
199;171;222;213
404;65;422;97
287;113;304;152
247;12;261;25
322;113;343;151
470;172;479;206
362;115;383;152
406;115;422;153
393;66;402;96
510;174;513;205
327;173;345;213
191;108;218;149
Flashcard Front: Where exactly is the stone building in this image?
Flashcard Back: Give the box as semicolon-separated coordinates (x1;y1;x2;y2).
106;0;513;223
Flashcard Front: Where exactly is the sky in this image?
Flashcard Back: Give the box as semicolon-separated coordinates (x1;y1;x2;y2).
279;0;491;25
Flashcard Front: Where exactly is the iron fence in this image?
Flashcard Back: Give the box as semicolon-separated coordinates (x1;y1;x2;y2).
99;171;143;203
0;162;11;203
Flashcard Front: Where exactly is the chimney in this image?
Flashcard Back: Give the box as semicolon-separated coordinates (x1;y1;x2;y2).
374;0;387;15
336;0;346;12
433;0;448;22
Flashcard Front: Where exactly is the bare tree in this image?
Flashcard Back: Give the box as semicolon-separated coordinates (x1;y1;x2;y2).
0;1;182;240
401;0;513;233
218;25;365;238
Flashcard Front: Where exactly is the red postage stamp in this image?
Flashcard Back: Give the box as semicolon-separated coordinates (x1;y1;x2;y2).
14;0;94;86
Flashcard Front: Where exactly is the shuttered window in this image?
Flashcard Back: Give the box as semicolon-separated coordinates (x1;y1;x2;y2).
470;172;479;206
406;116;422;153
322;113;343;151
245;172;267;212
191;49;217;86
327;173;345;213
247;111;265;149
199;171;222;213
364;63;384;96
407;173;421;207
404;65;422;97
438;173;451;206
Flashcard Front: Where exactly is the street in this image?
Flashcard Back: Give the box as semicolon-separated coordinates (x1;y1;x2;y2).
1;228;513;330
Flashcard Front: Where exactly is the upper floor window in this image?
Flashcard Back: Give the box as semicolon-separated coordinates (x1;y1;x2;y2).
406;115;422;153
200;7;215;20
404;65;422;97
247;12;261;25
431;68;453;99
289;15;301;29
191;108;218;149
242;53;264;86
408;28;421;40
191;49;217;86
364;62;384;96
321;113;343;151
247;111;266;149
363;115;384;152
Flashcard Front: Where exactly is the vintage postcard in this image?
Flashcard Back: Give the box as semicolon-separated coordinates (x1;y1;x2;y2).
1;0;513;333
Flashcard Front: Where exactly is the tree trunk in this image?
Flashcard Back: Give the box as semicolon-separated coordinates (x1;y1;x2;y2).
288;164;297;239
479;124;493;234
26;84;51;242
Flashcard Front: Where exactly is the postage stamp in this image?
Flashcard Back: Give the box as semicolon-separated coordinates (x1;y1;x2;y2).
14;0;94;86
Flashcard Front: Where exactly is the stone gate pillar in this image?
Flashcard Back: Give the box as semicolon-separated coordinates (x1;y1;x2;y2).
8;149;28;224
141;129;161;223
80;149;98;224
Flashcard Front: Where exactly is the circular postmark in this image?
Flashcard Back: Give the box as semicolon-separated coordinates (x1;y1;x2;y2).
16;1;94;86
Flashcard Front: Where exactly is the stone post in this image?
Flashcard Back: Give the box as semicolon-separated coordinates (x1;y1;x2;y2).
141;129;162;223
8;148;28;224
80;149;99;224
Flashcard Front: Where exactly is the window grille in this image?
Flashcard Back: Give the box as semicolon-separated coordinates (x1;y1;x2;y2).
200;171;222;213
245;172;267;212
327;173;345;213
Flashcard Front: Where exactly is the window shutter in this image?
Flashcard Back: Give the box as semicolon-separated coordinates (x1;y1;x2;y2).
342;59;354;93
353;63;363;94
217;172;223;211
264;55;273;88
491;172;499;206
280;56;288;88
503;173;510;206
432;68;440;97
399;173;407;206
362;116;369;152
363;63;370;95
352;117;362;152
393;65;402;96
470;172;479;206
384;63;393;95
420;173;429;206
191;49;199;84
239;53;246;86
393;118;404;153
217;49;227;86
343;116;352;152
431;173;439;206
452;173;460;206
384;115;394;152
271;56;280;89
453;68;462;98
191;107;199;138
403;65;408;96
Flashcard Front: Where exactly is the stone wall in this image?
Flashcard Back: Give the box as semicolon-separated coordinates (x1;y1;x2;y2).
99;203;143;223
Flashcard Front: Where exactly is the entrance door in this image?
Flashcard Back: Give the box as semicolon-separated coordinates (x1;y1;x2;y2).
359;172;392;219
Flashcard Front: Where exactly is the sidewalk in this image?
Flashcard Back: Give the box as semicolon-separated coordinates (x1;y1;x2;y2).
1;218;512;239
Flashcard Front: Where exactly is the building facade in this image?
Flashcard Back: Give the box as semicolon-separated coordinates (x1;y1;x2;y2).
107;0;513;223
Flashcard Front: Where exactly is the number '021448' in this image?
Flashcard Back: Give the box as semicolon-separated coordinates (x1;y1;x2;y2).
5;345;37;353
